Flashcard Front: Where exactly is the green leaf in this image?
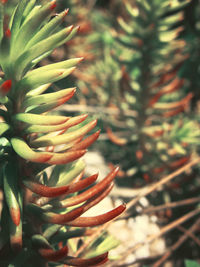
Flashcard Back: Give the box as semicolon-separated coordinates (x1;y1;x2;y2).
22;0;37;22
31;234;50;248
23;87;75;107
25;57;82;79
26;9;69;48
19;67;75;92
86;234;120;259
26;83;51;97
3;162;21;226
11;137;52;163
11;1;56;56
13;113;68;126
48;160;85;186
0;122;10;136
10;0;29;36
31;120;97;147
185;260;200;267
0;32;11;74
15;26;78;78
0;4;3;42
43;224;61;240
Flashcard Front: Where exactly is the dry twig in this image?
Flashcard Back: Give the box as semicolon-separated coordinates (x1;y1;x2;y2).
142;196;200;214
177;225;200;247
125;157;200;214
153;218;200;267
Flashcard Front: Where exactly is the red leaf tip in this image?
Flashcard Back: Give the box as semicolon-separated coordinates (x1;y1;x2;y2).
77;25;81;33
0;79;12;95
119;203;126;212
64;8;69;16
39;245;68;262
1;0;8;4
10;207;21;226
67;25;74;32
78;57;84;63
113;166;120;176
50;1;56;10
5;28;11;38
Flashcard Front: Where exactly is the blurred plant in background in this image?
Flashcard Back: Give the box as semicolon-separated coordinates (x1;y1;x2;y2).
179;0;200;107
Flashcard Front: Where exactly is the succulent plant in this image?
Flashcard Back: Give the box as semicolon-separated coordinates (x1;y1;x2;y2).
100;0;200;181
0;1;125;266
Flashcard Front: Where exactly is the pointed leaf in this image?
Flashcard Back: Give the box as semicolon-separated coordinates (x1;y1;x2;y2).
69;130;100;151
12;0;57;55
26;9;69;48
26;58;83;77
13;113;68;125
64;173;98;195
11;137;52;163
19;67;75;92
66;204;126;227
3;163;20;226
63;253;108;266
45;150;86;165
38;245;68;262
10;0;29;36
24;114;87;134
23;180;71;198
42;206;84;224
31;120;97;148
0;79;12;96
81;183;114;214
48;160;85;186
0;122;10;135
28;89;75;114
23;87;76;107
26;83;51;97
22;0;37;21
15;26;78;77
60;167;119;208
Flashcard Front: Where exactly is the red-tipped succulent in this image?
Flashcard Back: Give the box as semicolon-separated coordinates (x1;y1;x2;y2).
0;1;125;266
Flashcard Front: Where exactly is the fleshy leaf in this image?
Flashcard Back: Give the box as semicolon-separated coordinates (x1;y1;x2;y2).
38;245;68;262
11;137;52;163
65;204;126;227
59;167;119;207
31;119;97;148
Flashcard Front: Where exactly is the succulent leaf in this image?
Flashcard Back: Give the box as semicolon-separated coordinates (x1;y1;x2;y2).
11;137;52;163
38;245;69;262
23;173;98;198
59;167;119;208
13;113;69;125
11;1;57;56
31;119;97;147
66;204;126;227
